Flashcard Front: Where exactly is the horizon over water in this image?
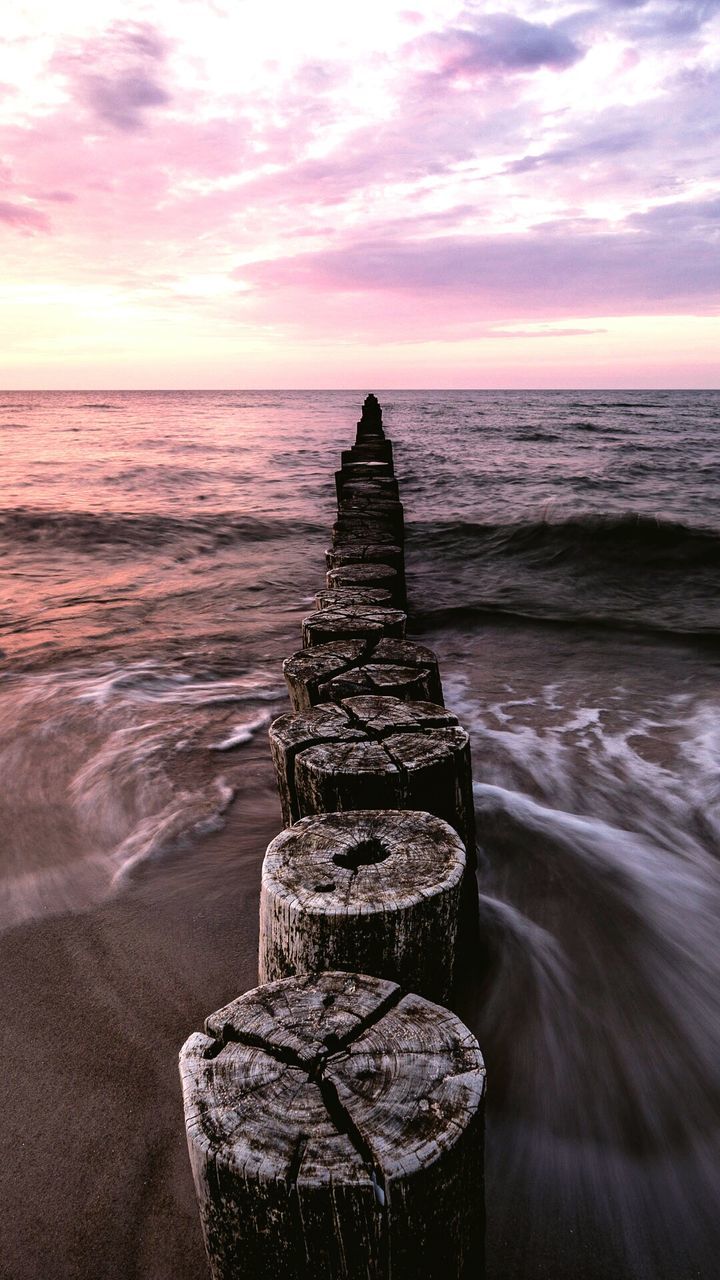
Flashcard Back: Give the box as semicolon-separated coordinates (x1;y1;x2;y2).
2;388;720;1279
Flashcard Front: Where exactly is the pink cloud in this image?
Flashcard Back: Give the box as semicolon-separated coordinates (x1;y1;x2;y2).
0;200;50;232
236;199;720;340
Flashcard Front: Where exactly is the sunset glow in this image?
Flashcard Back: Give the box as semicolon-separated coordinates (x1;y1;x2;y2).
2;1;719;387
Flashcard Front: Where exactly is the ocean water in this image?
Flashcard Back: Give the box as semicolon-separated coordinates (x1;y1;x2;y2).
2;388;720;1277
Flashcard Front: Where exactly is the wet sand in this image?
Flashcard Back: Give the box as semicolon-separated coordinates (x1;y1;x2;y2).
0;742;280;1280
0;740;641;1280
2;750;717;1279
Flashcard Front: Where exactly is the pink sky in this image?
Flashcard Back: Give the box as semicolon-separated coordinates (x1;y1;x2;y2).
1;1;719;387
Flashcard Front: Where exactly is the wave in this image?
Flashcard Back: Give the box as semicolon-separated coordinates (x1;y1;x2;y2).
0;506;325;553
410;512;720;572
407;513;720;638
0;659;286;929
411;600;720;641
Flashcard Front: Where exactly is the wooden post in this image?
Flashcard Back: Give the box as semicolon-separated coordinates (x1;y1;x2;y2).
335;463;394;501
283;637;444;710
302;605;407;648
326;543;405;574
180;970;485;1280
259;810;465;1004
314;587;393;610
334;514;404;546
326;562;401;602
340;441;393;465
341;477;400;501
269;696;475;855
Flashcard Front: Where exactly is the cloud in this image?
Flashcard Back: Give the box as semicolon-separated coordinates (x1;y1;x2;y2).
0;200;50;232
571;0;720;40
411;13;585;79
488;326;609;338
54;23;171;132
36;190;76;204
238;197;720;334
505;129;648;174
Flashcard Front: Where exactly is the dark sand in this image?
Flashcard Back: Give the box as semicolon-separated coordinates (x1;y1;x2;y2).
0;742;280;1280
0;734;684;1280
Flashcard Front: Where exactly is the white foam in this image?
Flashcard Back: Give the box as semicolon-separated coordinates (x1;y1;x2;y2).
209;712;271;751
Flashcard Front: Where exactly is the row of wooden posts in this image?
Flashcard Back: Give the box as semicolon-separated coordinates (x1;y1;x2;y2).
180;396;487;1279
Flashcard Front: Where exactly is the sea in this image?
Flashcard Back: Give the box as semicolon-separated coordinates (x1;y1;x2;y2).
2;388;720;1279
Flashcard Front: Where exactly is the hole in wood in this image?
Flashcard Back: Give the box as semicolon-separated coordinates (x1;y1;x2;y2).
333;838;389;870
313;881;336;892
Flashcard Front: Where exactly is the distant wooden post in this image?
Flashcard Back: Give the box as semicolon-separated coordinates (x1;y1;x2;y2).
180;971;485;1280
259;810;465;1004
335;463;394;500
341;477;400;501
326;562;401;601
301;605;407;647
314;586;394;610
326;542;405;575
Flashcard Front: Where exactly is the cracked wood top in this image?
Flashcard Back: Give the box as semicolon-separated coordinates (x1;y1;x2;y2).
302;605;407;647
314;587;393;610
283;637;443;709
261;809;465;917
180;971;485;1196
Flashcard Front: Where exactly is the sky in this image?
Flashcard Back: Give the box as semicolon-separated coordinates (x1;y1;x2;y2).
1;0;719;388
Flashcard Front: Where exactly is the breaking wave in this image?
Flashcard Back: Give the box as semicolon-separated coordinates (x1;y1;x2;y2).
0;506;325;553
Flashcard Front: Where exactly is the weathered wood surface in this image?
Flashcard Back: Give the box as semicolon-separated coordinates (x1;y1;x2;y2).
259;810;465;1003
333;496;399;522
336;463;395;500
341;477;400;501
338;494;403;517
180;971;485;1280
269;695;475;855
326;562;400;602
326;542;405;573
302;605;407;648
283;637;444;710
334;512;404;544
333;510;403;539
340;442;393;467
337;511;402;537
314;586;393;610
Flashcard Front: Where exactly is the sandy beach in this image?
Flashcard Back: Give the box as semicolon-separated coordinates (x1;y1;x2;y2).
0;738;280;1280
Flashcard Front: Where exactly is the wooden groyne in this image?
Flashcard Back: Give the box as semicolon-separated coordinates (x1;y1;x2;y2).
180;395;486;1279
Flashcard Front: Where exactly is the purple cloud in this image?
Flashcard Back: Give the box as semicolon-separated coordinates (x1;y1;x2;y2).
505;129;648;174
55;23;171;132
571;0;720;40
239;196;720;326
36;190;76;203
0;200;50;232
83;72;169;131
413;13;584;79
